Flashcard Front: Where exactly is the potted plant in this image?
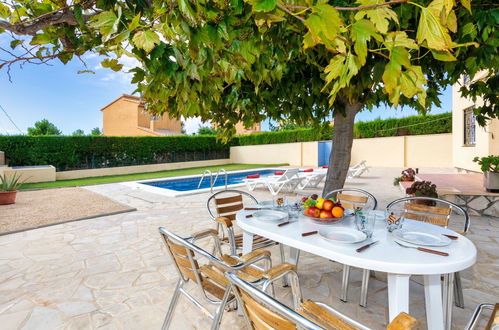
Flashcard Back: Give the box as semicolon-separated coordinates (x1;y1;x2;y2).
473;155;499;192
0;172;24;205
405;180;438;205
393;168;416;186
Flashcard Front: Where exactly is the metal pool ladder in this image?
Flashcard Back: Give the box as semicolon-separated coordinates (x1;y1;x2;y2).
197;169;228;193
213;168;228;191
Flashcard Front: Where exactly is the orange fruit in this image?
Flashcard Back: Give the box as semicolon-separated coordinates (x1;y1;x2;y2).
332;206;344;218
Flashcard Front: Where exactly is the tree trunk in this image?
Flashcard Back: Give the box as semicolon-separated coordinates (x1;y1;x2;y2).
322;101;363;195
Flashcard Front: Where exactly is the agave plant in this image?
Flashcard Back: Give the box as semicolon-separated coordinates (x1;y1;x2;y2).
0;172;24;191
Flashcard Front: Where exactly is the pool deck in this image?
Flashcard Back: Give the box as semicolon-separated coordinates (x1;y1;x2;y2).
0;167;497;329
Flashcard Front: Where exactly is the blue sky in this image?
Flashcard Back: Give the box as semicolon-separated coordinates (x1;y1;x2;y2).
0;34;451;135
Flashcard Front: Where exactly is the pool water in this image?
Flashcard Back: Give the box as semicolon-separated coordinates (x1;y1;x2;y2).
140;170;277;192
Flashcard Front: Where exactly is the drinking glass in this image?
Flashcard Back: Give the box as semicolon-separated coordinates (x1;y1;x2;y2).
287;200;302;219
273;196;287;209
386;211;404;232
355;209;375;238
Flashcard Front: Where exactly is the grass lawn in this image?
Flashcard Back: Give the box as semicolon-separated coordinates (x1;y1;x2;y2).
21;163;285;190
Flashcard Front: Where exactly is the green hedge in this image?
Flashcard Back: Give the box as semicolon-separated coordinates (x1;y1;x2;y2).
354;113;451;138
235;128;326;146
0;113;450;171
0;135;230;171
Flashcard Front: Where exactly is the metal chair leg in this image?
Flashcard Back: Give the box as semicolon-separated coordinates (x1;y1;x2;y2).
162;280;183;330
210;285;233;330
454;272;465;308
340;264;350;302
360;269;370;307
279;244;289;287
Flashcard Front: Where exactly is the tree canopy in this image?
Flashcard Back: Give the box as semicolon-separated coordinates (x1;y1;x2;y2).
0;0;496;129
91;127;101;136
197;125;218;135
27;119;61;136
1;0;497;189
72;129;85;136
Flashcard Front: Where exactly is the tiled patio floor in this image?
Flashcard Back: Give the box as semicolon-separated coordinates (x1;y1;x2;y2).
0;167;497;329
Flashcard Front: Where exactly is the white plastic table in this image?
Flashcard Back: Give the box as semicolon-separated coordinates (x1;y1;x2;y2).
236;209;477;330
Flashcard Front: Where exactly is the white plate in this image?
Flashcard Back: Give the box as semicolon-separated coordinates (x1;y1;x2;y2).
252;210;288;222
392;229;451;247
319;228;367;244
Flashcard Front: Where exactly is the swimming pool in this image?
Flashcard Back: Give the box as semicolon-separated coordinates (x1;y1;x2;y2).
126;168;281;197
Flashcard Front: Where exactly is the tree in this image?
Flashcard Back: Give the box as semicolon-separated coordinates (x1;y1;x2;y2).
27;119;61;136
1;1;497;192
197;126;218;135
91;127;101;136
72;129;85;136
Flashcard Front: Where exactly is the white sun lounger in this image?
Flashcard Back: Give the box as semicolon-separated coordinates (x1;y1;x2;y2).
244;168;302;195
347;160;369;179
297;169;327;190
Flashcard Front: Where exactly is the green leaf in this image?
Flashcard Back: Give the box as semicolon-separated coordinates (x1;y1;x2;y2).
177;0;197;23
354;0;399;33
351;19;381;65
186;63;200;80
113;30;130;44
30;33;53;45
384;31;418;50
77;70;96;74
460;0;471;12
74;4;85;27
305;4;341;42
323;53;361;105
0;2;10;19
252;0;278;12
10;39;23;49
132;30;160;53
58;52;74;64
431;50;456;61
416;5;452;50
90;11;120;41
217;22;229;40
462;23;475;37
101;58;123;71
303;31;318;50
157;23;176;40
128;14;141;31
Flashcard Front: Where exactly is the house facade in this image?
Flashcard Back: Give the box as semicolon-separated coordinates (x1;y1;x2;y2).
452;73;499;173
234;122;261;135
101;94;183;136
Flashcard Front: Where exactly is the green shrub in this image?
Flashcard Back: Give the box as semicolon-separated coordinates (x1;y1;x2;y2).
354;113;451;138
0;135;231;171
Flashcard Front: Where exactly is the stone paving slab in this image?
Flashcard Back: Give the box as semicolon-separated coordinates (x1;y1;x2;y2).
0;167;496;329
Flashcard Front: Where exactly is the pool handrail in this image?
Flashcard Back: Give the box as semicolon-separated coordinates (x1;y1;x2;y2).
213;168;228;191
197;170;213;192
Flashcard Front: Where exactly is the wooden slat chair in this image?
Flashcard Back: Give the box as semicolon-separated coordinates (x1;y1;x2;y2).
323;188;379;306
225;271;420;330
465;303;499;330
386;196;471;309
207;190;286;264
159;226;278;330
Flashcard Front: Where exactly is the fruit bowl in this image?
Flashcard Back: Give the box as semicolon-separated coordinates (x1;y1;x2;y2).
304;212;344;224
301;195;345;224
